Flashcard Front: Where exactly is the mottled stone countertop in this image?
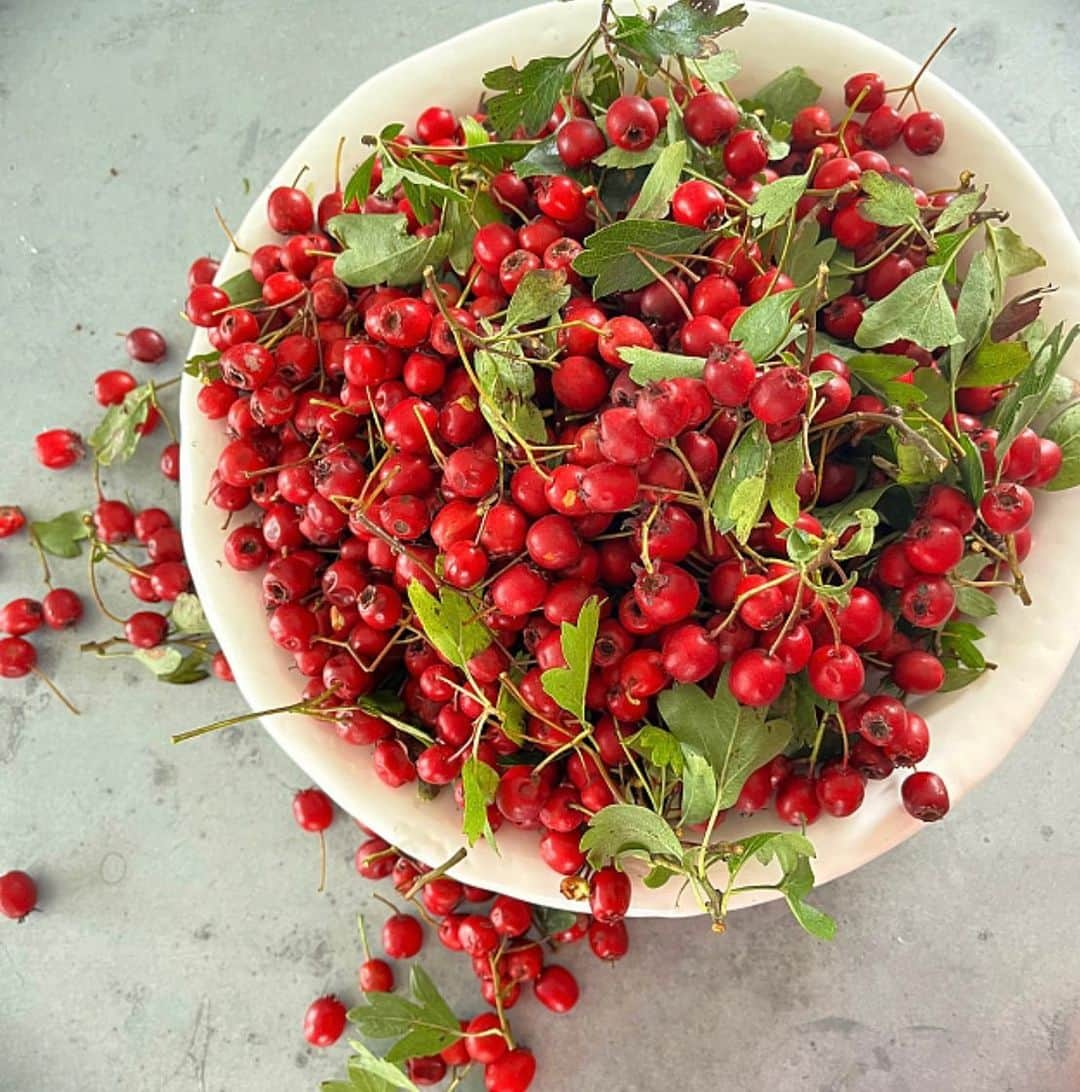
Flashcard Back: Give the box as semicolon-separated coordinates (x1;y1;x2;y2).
2;1;1078;1089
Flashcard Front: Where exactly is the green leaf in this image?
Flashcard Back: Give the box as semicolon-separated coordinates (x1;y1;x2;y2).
580;804;685;870
628;725;684;773
533;905;579;937
461;757;499;848
157;650;211;685
689;49;741;88
408;966;458;1035
730;474;767;543
657;675;791;809
184;350;222;383
482;54;570;137
782;217;839;288
344;1044;421;1091
729;287;802;362
330;214;450;287
505;269;571;329
541;596;599;724
855;265;960;351
169;592;208;633
512;134;566;179
628;140;687;221
858;170;922;231
846;352;913;386
939;663;989;692
343;151;378;208
594;144;663;169
583;52;623;109
913;368;951;419
406;585;491;670
954;585;998;619
784;888;837;939
611;2;747;69
832;508;879;561
934;189;985;234
679;745;718;826
218;268;261;305
744;66;821;125
765;439;805;527
643;865;676;889
443;190;501;277
711;422;770;534
496;679;527;745
622;347;707;384
89;384;154;466
956;340;1031;388
985;223;1046;305
994;321;1080;452
1042;402;1080;491
474;341;546;446
953;250;995;352
927;230;969;286
957;433;986;502
574;220;706;298
748;172;809;232
133;646;184;678
30;509;89;559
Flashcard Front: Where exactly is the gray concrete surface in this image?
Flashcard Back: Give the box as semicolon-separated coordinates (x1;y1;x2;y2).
2;1;1079;1090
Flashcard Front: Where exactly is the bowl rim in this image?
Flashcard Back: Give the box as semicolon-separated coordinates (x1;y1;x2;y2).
179;0;1080;918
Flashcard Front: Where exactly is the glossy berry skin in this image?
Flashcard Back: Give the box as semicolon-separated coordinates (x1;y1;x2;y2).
359;958;394;993
903;517;965;574
605;95;659;151
302;996;347;1047
124;326;167;363
891;649;945;694
683;92;740;146
775;776;822;826
484;1048;537;1092
723;129;768;179
556;118;606;168
94;369;138;406
729;649;786;707
901;770;950;821
980;483;1034;534
490;895;532;937
858;695;907;746
383;912;424;958
465;1012;508;1064
0;636;36;678
671;179;726;230
844;72;886;112
862;105;905;149
749;368;809;424
267;186;314;234
34;428;84;470
0;598;43;637
807;643;865;702
0;870;37;920
903;111;945;155
534;965;580;1013
899;576;955;629
292;788;333;832
589;866;631;924
42;588;83;629
815;763;866;817
124;611;168;650
0;506;26;538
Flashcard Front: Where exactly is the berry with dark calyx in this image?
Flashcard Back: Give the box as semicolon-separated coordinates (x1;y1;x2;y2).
302;995;347;1047
34;428;84;470
124;326;167;364
671;179;726;229
0;870;38;920
858;694;907;746
884;710;931;767
903;517;965;574
901;770;950;821
605;94;659;151
980;483;1034;534
899;576;956;628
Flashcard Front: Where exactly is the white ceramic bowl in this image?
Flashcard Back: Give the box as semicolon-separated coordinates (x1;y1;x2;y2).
180;0;1080;916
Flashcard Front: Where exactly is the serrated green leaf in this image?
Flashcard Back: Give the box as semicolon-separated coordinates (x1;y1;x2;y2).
580;803;685;870
461;757;499;848
443;189;502;277
628;139;686;221
406;585;491;670
628;725;684;773
711;422;770;533
730;474;767;542
512;134;566;180
830;508;879;561
574;220;706;298
1042;402;1080;491
30;509;89;559
343;1044;421;1091
622;347;707;384
133;646;184;677
657;674;791;810
785;889;837;939
482;54;570;137
329;213;450;287
611;2;747;70
858;170;922;230
729;286;801;362
169;592;208;634
505;269;571;329
496;678;526;745
474;341;546;446
855;265;960;351
594;144;663;169
343;151;378;209
689;48;741;88
184;350;222;383
958;433;985;502
89;384;154;466
583;52;623;109
748;172;808;232
541;596;599;724
953;250;995;357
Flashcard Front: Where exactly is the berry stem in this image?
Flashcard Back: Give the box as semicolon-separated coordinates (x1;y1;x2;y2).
32;667;80;715
894;27;957;110
401;847;468;901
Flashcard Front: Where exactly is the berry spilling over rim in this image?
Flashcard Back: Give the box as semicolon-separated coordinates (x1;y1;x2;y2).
178;0;1079;953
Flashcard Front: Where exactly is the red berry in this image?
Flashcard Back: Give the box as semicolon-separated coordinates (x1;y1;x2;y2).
862;105;905;149
901;770;950;821
267;186;314;234
484;1048;537;1092
124;326;167;363
0;870;38;920
749;367;809;424
899;576;955;628
807;643;865;702
0;506;26;538
844;72;886;112
534;965;579;1013
292;788;333;832
383;912;424;958
815;763;866;817
729;649;786;707
0;598;43;637
671;179;726;229
605;95;659;151
589;866;631;923
556;118;606;168
124;611;168;649
683;92;740;146
903;517;965;574
34;428;84;470
465;1012;508;1064
775;775;821;826
903;111;945;155
723;129;768;179
302;995;347;1047
94;369;138;406
979;482;1034;534
41;588;83;630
